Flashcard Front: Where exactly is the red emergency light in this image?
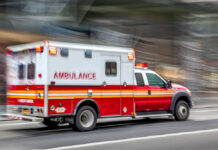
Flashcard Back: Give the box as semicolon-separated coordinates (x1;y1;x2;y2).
49;47;57;55
128;52;134;60
136;63;148;68
35;46;43;53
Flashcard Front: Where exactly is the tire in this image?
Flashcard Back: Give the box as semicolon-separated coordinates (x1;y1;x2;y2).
73;106;97;131
174;100;190;121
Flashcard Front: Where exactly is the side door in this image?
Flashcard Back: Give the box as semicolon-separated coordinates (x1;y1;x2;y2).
100;56;121;116
134;72;150;112
145;73;173;111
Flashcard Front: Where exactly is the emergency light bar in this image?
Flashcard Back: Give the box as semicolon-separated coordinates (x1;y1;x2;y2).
136;63;148;68
35;46;43;53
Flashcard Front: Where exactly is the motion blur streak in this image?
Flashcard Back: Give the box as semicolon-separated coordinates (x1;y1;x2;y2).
46;128;218;150
0;0;217;106
0;0;218;150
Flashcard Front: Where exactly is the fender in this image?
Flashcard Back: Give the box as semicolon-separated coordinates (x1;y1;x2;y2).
169;91;192;113
73;99;100;117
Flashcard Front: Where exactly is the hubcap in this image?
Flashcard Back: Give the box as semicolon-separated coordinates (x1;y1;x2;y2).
178;105;188;119
79;110;94;128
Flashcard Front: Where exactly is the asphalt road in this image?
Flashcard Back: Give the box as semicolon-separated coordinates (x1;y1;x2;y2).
0;108;218;150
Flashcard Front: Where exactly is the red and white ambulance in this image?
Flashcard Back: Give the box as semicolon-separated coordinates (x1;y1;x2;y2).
6;41;192;131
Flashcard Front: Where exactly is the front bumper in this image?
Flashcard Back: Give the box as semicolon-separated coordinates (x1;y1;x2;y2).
4;113;44;122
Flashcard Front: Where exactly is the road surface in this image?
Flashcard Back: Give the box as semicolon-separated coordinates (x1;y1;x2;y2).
0;108;218;150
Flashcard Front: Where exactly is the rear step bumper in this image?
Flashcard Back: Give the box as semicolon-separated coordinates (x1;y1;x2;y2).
4;114;44;122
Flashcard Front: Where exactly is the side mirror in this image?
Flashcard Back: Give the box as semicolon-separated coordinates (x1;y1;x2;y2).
166;80;172;88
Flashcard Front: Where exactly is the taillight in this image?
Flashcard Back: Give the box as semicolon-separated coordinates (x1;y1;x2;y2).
128;52;134;60
35;46;43;53
49;47;57;55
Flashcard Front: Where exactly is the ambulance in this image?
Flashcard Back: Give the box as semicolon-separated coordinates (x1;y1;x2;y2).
6;41;192;131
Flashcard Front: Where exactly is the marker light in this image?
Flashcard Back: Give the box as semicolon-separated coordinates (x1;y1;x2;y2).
128;52;134;60
35;46;43;53
50;81;55;85
49;47;57;55
136;63;148;68
38;73;42;78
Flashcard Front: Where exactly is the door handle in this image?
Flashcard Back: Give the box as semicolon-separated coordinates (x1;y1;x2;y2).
148;90;151;95
102;81;107;87
123;82;127;87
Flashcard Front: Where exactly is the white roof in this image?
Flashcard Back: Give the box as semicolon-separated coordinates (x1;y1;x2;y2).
135;68;154;73
7;41;133;53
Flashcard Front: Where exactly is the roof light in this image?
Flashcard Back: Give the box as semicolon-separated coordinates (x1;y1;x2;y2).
35;46;43;53
136;63;148;68
6;49;13;55
128;52;134;61
44;40;49;46
49;47;57;55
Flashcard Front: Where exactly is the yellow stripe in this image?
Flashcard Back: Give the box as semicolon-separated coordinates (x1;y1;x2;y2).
7;95;44;99
149;95;173;97
47;94;173;99
48;90;175;94
7;94;173;99
48;90;134;93
8;89;176;94
7;90;44;93
48;90;88;93
150;90;176;92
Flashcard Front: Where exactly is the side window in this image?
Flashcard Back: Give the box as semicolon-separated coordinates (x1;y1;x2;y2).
18;64;25;80
135;73;144;86
27;63;35;79
105;62;117;76
146;73;165;88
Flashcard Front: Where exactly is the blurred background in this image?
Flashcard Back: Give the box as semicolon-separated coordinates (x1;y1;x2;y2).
0;0;218;107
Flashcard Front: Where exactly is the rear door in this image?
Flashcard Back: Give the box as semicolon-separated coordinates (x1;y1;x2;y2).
101;55;121;116
7;47;45;116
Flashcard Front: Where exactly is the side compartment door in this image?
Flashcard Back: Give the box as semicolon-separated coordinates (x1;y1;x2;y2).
121;62;134;116
100;55;121;116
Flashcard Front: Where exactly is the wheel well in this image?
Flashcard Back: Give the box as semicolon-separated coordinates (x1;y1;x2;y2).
76;100;100;117
176;96;191;108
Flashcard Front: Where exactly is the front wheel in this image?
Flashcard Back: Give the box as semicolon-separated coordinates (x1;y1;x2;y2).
174;100;190;121
73;106;97;131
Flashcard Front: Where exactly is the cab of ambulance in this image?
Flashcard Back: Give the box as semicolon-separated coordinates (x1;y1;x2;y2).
134;63;174;113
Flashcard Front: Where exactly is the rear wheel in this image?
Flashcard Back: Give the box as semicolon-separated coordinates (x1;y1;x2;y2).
174;100;190;121
73;106;97;131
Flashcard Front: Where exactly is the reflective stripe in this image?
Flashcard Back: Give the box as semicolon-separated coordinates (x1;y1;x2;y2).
7;93;44;96
7;90;176;99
